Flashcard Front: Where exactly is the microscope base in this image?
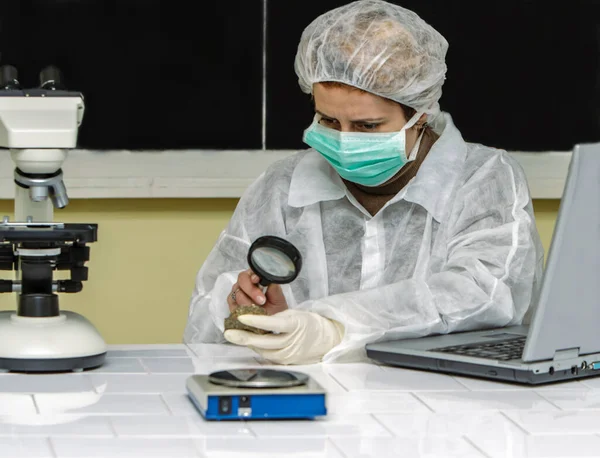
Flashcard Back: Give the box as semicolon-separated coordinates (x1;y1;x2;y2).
0;310;107;372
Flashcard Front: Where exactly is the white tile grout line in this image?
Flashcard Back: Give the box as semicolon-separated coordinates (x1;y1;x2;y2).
462;435;492;458
327;437;348;458
47;437;58;458
32;394;41;414
325;370;364;393
579;379;599;390
262;0;268;150
182;346;198;359
183;343;200;359
498;410;532;436
158;393;175;416
450;375;474;390
369;413;396;437
137;357;152;374
244;420;258;438
533;390;565;411
87;374;103;395
408;391;436;413
106;416;119;438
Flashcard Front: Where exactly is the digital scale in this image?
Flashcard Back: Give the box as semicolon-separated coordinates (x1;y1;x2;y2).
186;368;327;420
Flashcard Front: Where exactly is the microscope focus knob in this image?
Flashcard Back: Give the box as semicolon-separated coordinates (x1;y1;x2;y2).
0;65;20;90
39;65;66;91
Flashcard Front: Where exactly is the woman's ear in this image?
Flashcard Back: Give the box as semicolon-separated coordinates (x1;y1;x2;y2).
414;113;428;130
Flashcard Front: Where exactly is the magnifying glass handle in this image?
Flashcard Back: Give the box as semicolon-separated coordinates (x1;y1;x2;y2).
257;279;268;295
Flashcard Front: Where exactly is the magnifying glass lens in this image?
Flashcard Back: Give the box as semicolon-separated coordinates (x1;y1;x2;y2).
247;236;302;285
251;247;296;278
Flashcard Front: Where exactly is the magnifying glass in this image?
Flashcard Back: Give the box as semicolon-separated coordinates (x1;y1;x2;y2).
247;236;302;287
225;236;302;335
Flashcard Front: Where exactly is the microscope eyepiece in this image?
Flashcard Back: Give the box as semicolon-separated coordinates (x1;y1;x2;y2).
39;65;66;91
0;65;21;90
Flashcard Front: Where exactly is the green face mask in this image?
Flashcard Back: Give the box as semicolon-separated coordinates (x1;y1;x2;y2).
303;112;422;187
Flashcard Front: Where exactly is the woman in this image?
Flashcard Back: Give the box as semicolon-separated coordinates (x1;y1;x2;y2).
183;0;544;365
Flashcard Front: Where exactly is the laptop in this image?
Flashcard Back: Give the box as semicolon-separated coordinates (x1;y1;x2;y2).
366;142;600;384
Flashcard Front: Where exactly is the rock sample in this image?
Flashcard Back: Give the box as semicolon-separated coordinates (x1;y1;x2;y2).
224;305;271;335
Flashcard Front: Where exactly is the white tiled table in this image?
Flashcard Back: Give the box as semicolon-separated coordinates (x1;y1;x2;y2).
1;344;599;458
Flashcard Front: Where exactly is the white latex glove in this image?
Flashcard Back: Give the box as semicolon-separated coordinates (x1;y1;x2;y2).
223;309;344;365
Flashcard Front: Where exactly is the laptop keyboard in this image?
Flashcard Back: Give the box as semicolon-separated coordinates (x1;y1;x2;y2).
432;336;526;361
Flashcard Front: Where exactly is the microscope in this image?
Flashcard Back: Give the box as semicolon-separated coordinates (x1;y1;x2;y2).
0;64;106;372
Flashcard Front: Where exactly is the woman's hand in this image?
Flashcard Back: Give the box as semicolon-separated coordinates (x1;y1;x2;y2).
224;309;345;365
227;270;288;315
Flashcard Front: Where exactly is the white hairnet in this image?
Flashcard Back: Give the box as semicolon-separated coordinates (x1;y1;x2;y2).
294;0;449;118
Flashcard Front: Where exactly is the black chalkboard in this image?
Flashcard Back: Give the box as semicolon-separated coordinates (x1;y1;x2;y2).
0;0;264;150
1;0;599;152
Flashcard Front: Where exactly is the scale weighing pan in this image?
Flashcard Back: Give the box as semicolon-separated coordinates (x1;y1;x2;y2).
186;368;327;420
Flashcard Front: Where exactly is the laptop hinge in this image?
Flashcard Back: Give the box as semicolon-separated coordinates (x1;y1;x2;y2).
553;348;580;361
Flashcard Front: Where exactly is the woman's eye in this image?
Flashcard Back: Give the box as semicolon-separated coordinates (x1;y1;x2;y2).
320;118;340;129
360;123;379;130
320;118;337;126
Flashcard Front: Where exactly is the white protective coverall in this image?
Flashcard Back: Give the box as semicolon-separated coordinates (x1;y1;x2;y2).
183;112;545;363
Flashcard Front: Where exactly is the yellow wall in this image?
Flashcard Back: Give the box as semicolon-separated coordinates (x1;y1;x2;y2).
532;199;561;257
0;198;560;344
